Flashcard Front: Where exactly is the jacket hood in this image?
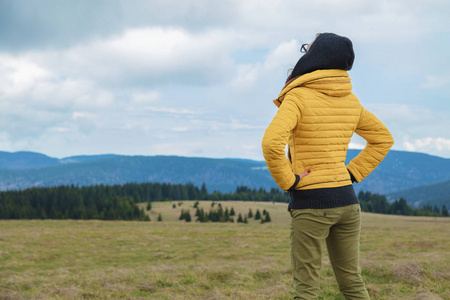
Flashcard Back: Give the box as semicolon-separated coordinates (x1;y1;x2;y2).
273;69;352;107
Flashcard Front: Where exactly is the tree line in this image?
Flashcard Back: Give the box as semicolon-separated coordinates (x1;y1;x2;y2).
0;185;149;221
358;191;449;217
0;181;448;220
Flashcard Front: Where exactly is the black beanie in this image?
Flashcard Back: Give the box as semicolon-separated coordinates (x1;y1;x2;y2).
290;33;355;79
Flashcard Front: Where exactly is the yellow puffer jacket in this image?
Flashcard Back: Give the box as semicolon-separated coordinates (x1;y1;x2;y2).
262;69;394;191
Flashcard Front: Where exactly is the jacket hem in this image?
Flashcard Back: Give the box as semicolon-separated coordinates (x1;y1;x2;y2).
288;184;358;209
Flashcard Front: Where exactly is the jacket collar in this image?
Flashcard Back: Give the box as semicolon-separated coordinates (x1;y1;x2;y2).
273;69;352;107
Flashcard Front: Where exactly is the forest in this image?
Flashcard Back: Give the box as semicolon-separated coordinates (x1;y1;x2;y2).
0;182;448;220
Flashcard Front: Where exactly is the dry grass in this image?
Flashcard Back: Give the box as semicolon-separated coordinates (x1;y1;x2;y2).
392;260;426;285
0;200;449;299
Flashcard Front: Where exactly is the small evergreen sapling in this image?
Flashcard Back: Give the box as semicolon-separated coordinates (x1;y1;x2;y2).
237;213;243;223
230;207;236;216
255;209;261;220
264;211;271;223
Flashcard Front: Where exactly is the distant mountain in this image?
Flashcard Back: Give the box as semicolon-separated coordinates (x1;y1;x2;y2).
0;151;60;170
345;150;450;195
0;150;449;204
0;154;271;192
0;152;117;170
59;154;117;165
387;180;450;208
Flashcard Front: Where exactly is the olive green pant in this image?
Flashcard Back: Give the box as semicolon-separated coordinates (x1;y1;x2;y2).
289;204;370;300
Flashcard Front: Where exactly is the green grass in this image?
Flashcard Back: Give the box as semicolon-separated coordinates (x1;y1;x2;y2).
1;200;449;299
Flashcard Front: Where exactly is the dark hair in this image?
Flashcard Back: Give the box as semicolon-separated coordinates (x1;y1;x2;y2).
290;33;355;79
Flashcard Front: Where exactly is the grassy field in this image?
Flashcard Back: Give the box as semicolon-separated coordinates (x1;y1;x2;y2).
1;200;449;299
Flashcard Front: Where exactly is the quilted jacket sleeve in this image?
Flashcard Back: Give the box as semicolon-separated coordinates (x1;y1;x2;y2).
347;109;394;183
262;97;301;191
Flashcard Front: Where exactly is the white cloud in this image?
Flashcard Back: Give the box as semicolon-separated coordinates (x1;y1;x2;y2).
349;142;365;150
131;91;160;104
420;73;450;89
231;64;260;89
72;112;97;120
263;39;299;73
230;39;299;91
34;27;236;87
0;54;51;97
145;107;197;115
435;138;450;151
171;127;189;132
402;136;450;152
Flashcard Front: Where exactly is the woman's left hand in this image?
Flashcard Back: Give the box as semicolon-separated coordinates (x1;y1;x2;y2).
299;169;311;180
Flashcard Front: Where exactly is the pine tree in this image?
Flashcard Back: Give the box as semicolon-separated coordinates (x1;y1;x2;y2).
263;209;267;215
237;213;243;223
196;208;205;222
158;213;162;221
179;209;192;222
224;208;230;221
185;211;192;222
442;205;449;217
201;209;208;222
243;216;248;224
200;182;208;200
264;211;271;223
248;208;253;218
193;201;199;208
172;204;176;209
146;201;152;211
433;205;440;214
230;207;235;216
255;209;261;220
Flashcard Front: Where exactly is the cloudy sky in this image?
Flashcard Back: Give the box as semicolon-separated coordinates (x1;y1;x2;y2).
1;0;449;160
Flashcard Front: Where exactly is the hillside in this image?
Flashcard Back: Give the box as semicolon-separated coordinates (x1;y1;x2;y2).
0;155;272;193
387;180;450;208
0;151;449;205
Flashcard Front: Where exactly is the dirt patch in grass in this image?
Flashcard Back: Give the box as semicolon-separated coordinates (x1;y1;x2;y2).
392;260;426;285
392;240;439;250
51;285;81;299
366;251;396;259
413;289;444;300
0;289;22;300
205;269;235;282
430;270;450;280
365;284;381;298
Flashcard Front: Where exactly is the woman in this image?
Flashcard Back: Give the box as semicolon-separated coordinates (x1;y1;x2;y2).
261;33;394;299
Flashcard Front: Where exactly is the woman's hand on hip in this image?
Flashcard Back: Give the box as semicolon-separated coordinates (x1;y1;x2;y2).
299;169;311;180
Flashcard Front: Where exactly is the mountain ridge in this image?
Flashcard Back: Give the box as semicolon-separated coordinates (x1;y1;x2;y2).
0;150;448;208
